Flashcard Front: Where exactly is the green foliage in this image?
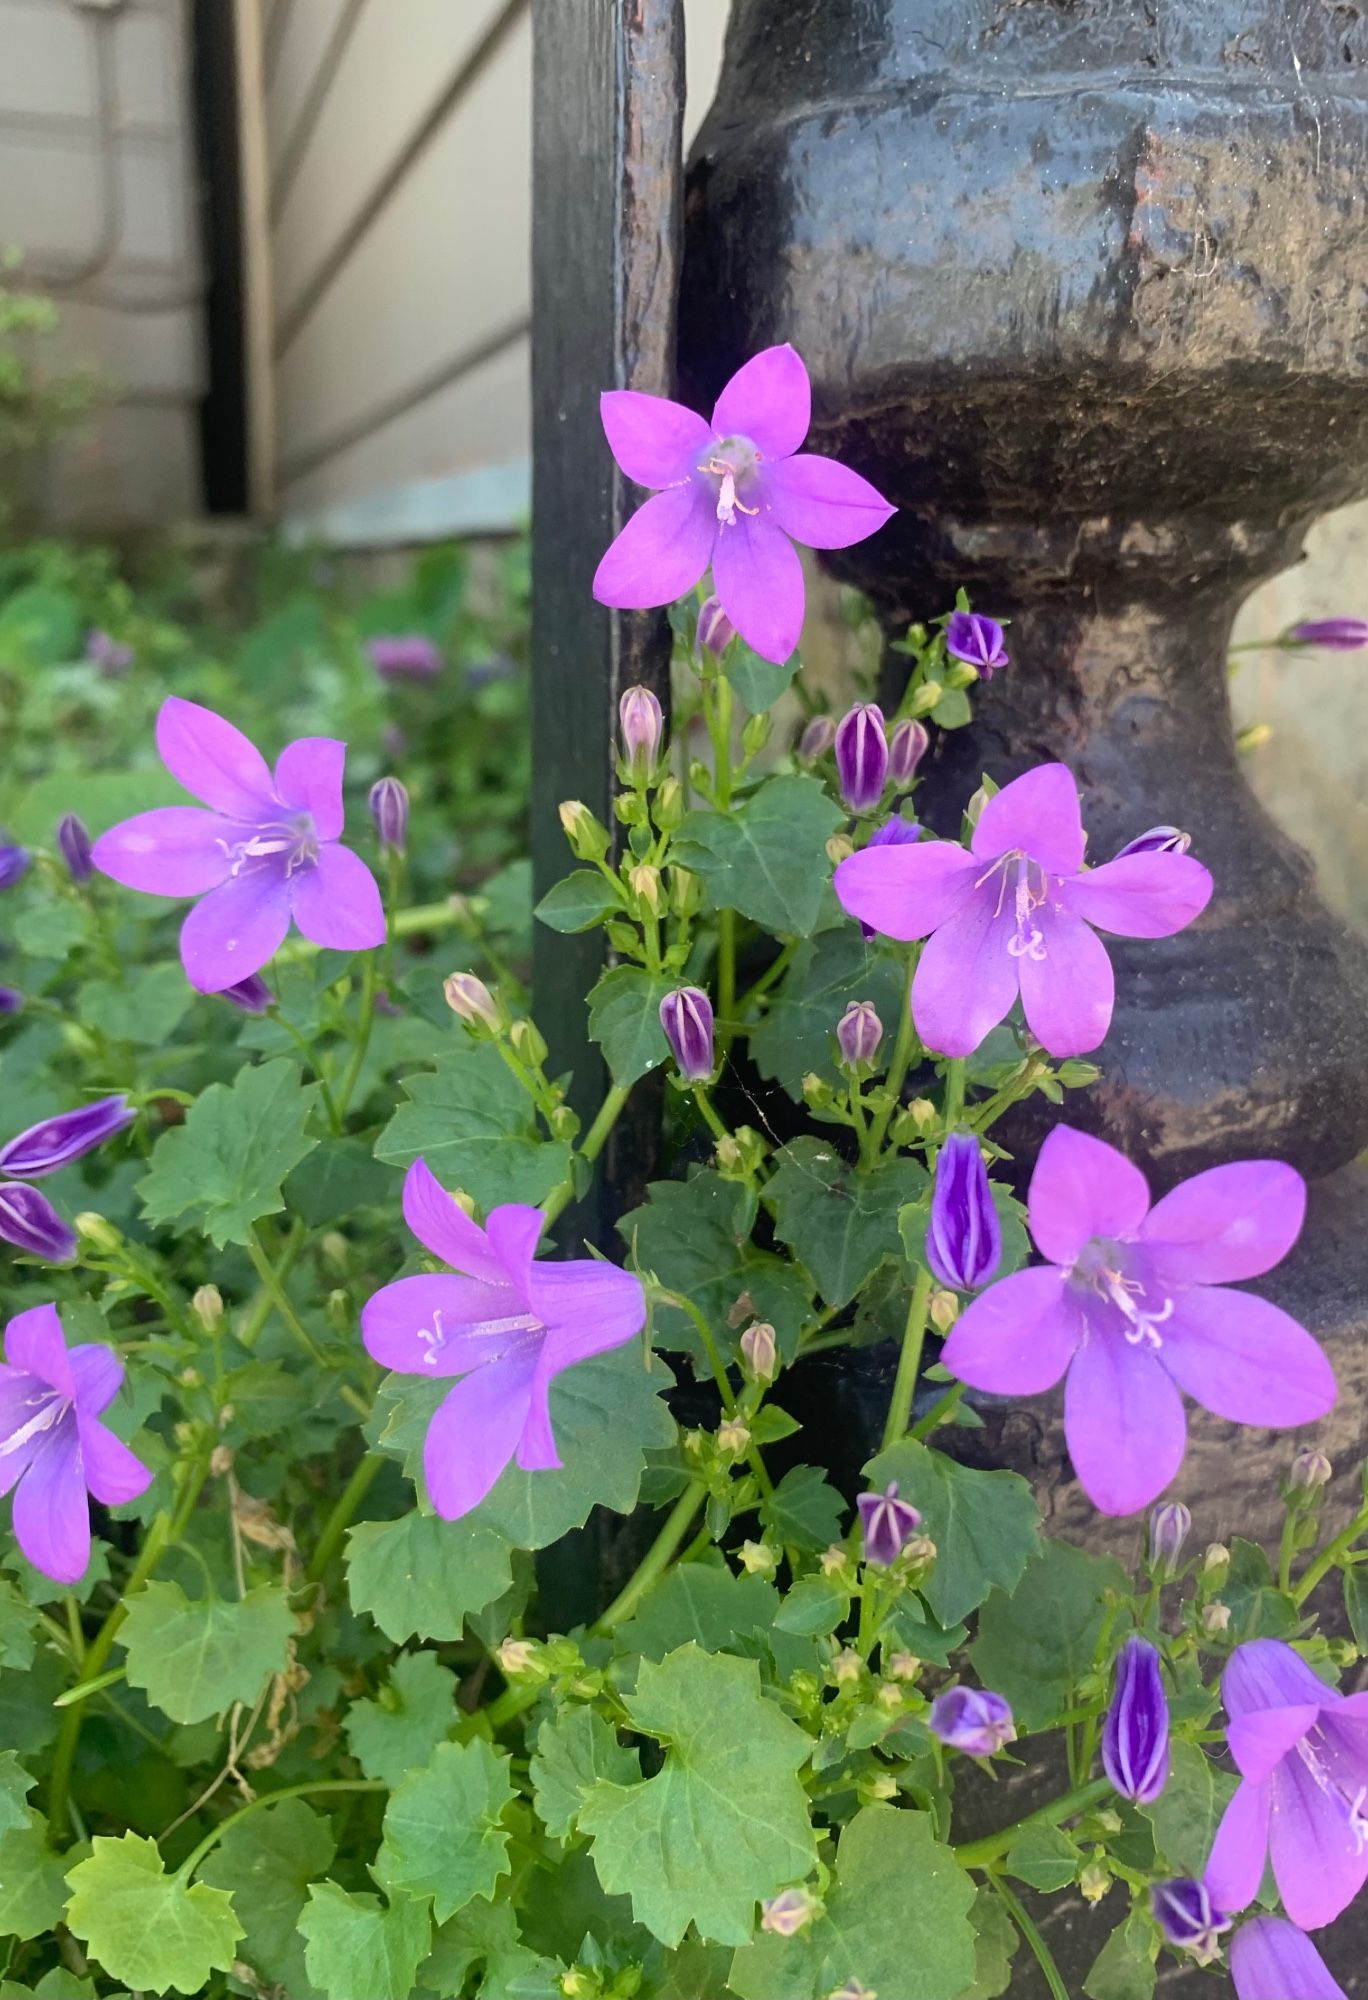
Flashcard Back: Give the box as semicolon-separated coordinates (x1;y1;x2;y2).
1083;1913;1157;2000
375;1039;572;1209
587;964;676;1086
344;1648;458;1785
198;1797;336;1999
65;1834;242;1993
970;1540;1129;1730
378;1738;514;1920
346;1512;514;1644
621;1169;813;1360
298;1883;432;2000
672;774;844;936
1138;1738;1237;1877
750;928;906;1097
767;1138;926;1307
531;1706;641;1840
139;1059;318;1247
535;868;624;933
0;1811;71;1940
868;1438;1040;1627
119;1580;295;1723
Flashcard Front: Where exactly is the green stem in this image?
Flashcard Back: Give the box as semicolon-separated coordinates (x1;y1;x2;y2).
954;1777;1112;1872
910;1378;967;1440
1293;1501;1368;1605
267;1008;340;1131
990;1876;1070;2000
592;1483;707;1633
1278;1507;1300;1596
335;952;379;1124
941;1056;967;1132
308;1454;383;1584
734;939;797;1023
882;1265;933;1449
238;1222;305;1348
177;1779;387;1883
865;950;918;1156
692;1086;730;1148
276;898;468;963
541;1083;631;1228
246;1230;329;1370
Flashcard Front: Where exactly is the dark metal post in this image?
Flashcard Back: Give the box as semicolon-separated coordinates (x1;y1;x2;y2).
530;0;685;1240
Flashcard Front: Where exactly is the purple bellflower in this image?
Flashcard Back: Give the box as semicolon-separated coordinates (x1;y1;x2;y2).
834;763;1212;1058
92;698;385;994
659;987;714;1082
929;1686;1016;1756
361;1160;646;1519
1206;1639;1368;1931
0;846;29;890
945;611;1009;678
1151;1879;1231;1965
856;1481;921;1566
1287;618;1368;652
940;1125;1335;1516
367;634;443;680
888;717;929;787
56;814;94;883
0;1303;151;1583
221;972;274;1014
0;1096;133;1265
1230;1918;1348;2000
1102;1636;1170;1805
926;1131;1001;1292
835;703;889;813
592;344;895;664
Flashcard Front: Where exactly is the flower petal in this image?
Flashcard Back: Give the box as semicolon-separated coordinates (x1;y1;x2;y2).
711;513;805;665
1139;1162;1307;1285
69;1345;123;1416
2;1304;72;1394
1226;1705;1323;1784
484;1206;545;1311
532;1260;647;1368
711;344;810;458
764;453;895;550
592;485;715;610
971;764;1086;876
92;808;238;898
0;1186;77;1263
599;390;712;487
423;1347;537;1519
156;697;275;819
12;1424;89;1584
1224;1640;1336;1719
289;845;386;953
1028;1125;1152;1266
1269;1749;1368;1930
911;893;1020;1057
401;1159;505;1280
77;1415;151;1508
274;738;346;840
1017;902;1116;1057
1063;1332;1187;1515
1229;1917;1349;2000
516;1351;561;1472
179;870;292;994
360;1275;528;1377
1158;1285;1335;1429
833;841;980;942
1061;851;1213;938
1205;1779;1271;1914
940;1266;1082;1394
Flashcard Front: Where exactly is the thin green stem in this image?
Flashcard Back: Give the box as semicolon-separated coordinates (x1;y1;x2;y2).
953;1776;1112;1871
267;1008;340;1131
541;1083;631;1228
1278;1507;1300;1596
692;1086;730;1148
882;1264;933;1449
734;938;797;1023
662;1292;738;1418
177;1780;387;1882
941;1055;967;1132
1293;1501;1368;1605
276;898;468;963
911;1378;967;1440
246;1230;328;1369
308;1453;383;1584
238;1221;305;1349
335;952;379;1123
865;951;918;1156
990;1876;1070;2000
592;1483;707;1633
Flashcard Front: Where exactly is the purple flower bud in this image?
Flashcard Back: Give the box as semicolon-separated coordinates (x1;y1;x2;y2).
944;611;1009;678
856;1481;922;1567
836;1000;884;1071
0;847;29;890
797;714;836;763
834;703;889;813
1151;1880;1231;1966
1112;825;1192;860
659;987;714;1082
86;628;133;675
1147;1501;1192;1574
1287;617;1368;652
444;973;501;1031
760;1889;816;1937
926;1131;1001;1292
56;813;94;883
888;717;929;786
369;777;409;857
928;1686;1016;1756
1102;1636;1169;1805
1230;1917;1349;2000
739;1321;778;1384
618;685;665;782
221;973;274;1014
0;989;22;1016
0;1184;78;1262
1289;1448;1332;1491
366;634;443;681
0;1096;134;1180
696;596;736;656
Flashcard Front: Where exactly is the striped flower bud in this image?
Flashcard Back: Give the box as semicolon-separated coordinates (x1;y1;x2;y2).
0;1096;133;1179
1102;1637;1169;1805
696;596;736;656
926;1131;1001;1292
0;1184;78;1262
834;702;889;813
56;814;94;883
1147;1501;1192;1575
929;1686;1016;1756
797;714;836;763
368;777;409;857
856;1481;922;1567
1112;825;1192;860
1151;1880;1231;1966
618;685;664;782
887;717;929;786
659;987;714;1083
444;972;500;1031
836;1000;883;1071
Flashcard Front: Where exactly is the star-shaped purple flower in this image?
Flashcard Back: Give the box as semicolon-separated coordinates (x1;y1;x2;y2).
92;698;385;993
833;763;1213;1057
361;1160;647;1520
592;345;895;665
0;1303;150;1584
1207;1639;1368;1933
944;611;1009;679
940;1126;1335;1516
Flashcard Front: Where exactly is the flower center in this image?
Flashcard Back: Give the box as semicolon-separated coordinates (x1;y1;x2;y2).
0;1388;68;1457
417;1308;541;1368
1072;1242;1173;1351
698;435;762;528
975;851;1051;962
218;815;319;880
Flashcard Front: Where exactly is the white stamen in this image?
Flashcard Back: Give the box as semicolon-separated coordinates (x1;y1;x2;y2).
417;1309;540;1366
1098;1269;1173;1351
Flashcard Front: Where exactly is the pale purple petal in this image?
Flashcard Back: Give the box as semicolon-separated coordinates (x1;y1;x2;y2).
532;1260;647;1368
970;764;1086;876
1028;1125;1152;1266
1064;1333;1187;1515
77;1415;151;1508
711;513;805;665
1225;1706;1323;1784
423;1347;537;1519
1269;1750;1368;1930
0;1187;78;1263
156;698;275;819
592;485;715;609
710;344;810;458
274;738;346;840
1224;1640;1335;1720
401;1159;505;1280
764;453;895;550
600;390;712;488
179;870;292;993
1061;852;1213;938
360;1275;528;1377
12;1425;89;1584
911;894;1020;1057
289;845;385;952
1205;1779;1272;1914
483;1206;545;1310
68;1345;122;1416
1230;1918;1349;2000
1140;1162;1307;1285
940;1267;1081;1393
0;1096;133;1179
91;808;236;897
1017;902;1116;1057
833;841;980;941
1158;1286;1335;1428
516;1353;561;1472
3;1304;73;1394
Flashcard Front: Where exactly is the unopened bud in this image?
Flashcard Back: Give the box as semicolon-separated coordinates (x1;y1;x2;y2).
830;1648;862;1687
929;1289;960;1332
696;596;736;657
618;685;665;783
368;776;409;857
715;1135;743;1173
761;1888;818;1938
964;784;990;828
740;1321;778;1384
327;1289;350;1331
670;864;702;915
56;812;94;883
836;999;883;1071
717;1417;751;1457
558;799;611;862
74;1211;122;1253
887;718;929;786
908;1097;938;1129
739;1539;779;1579
1290;1449;1333;1492
1203;1543;1231;1583
654;776;685;830
877;1680;905;1711
835;703;889;813
192;1283;224;1333
497;1638;541;1677
659;987;714;1082
510;1018;549;1067
886;1651;922;1682
858;1771;899;1804
909;678;943;716
628;863;663;915
1147;1502;1192;1577
797;714;836;763
1201;1601;1231;1636
320;1232;348;1273
444;972;500;1031
820;1544;856;1585
826;833;855;866
741;710;772;757
1079;1859;1112;1904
